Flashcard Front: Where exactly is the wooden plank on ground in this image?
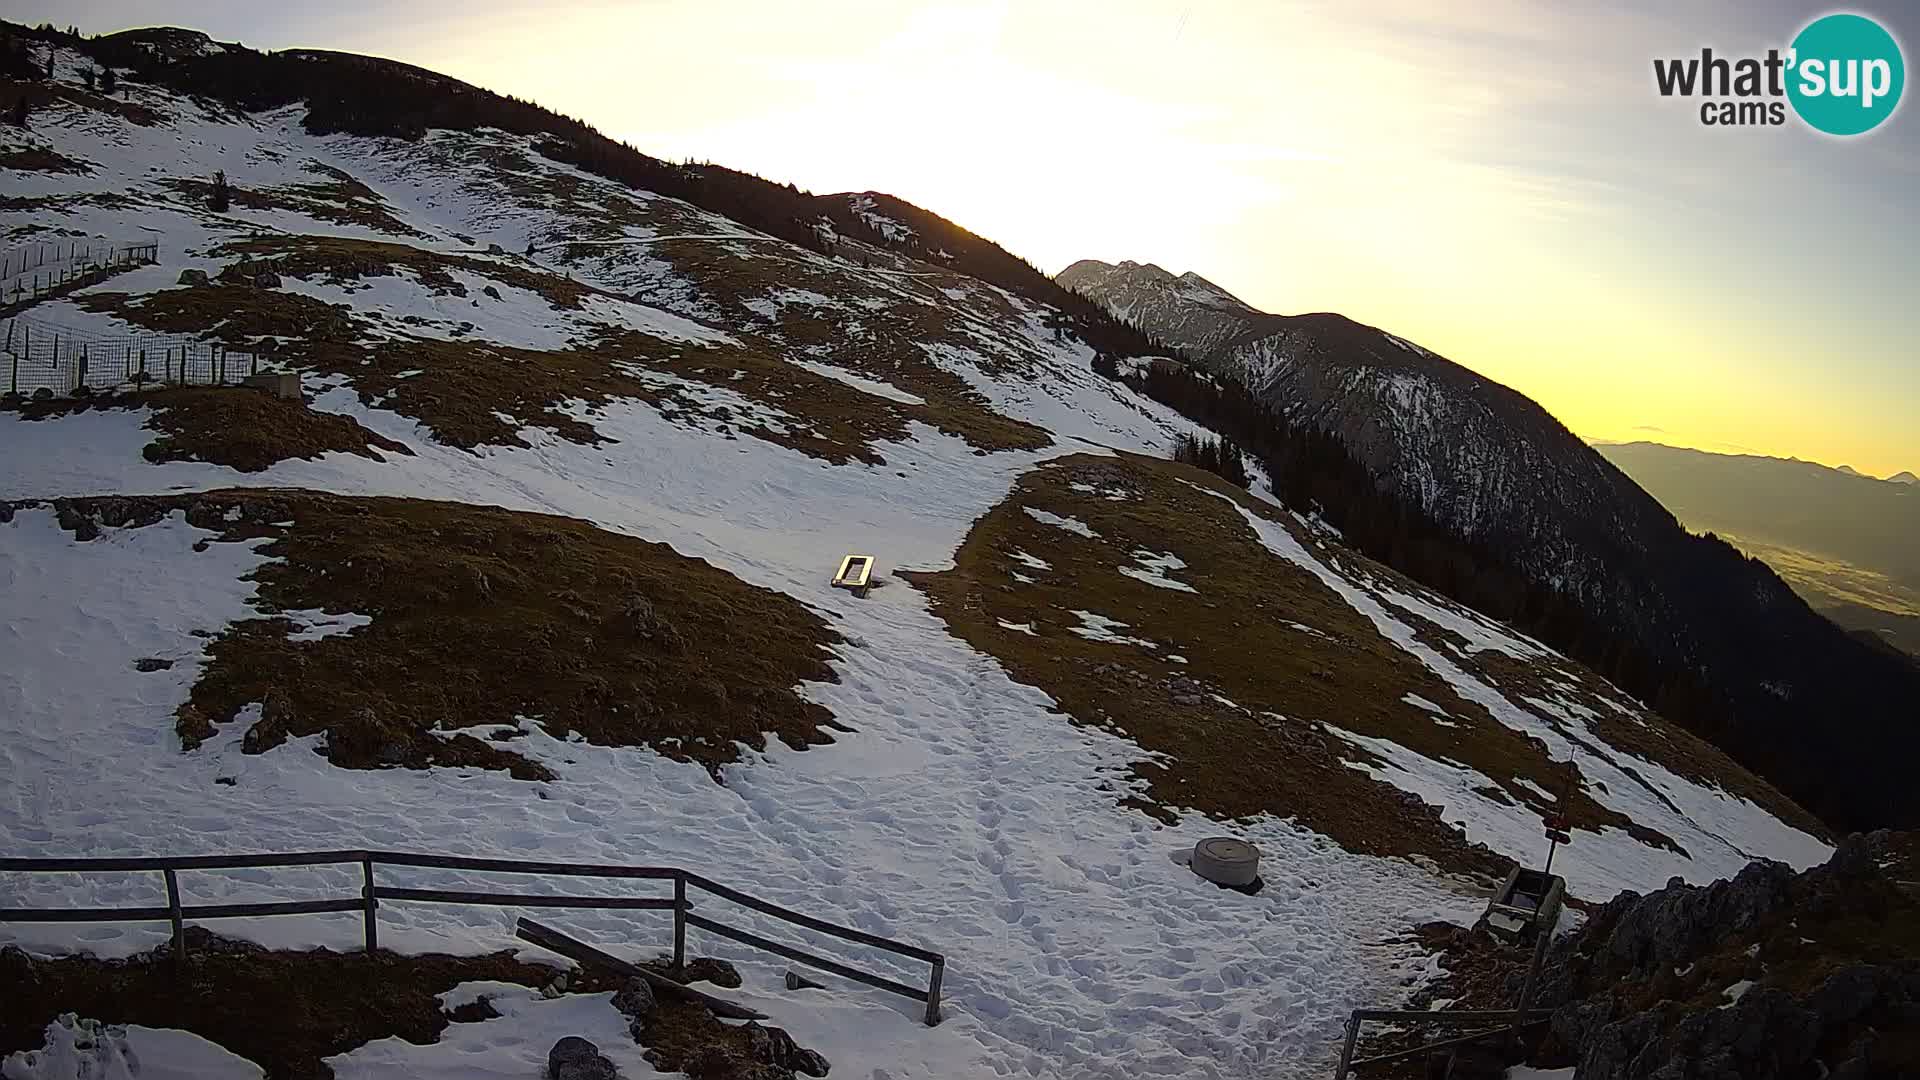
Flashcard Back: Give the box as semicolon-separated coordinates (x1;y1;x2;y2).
515;917;768;1021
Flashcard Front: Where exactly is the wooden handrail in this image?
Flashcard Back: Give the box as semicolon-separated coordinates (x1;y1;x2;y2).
0;849;948;1025
369;850;681;879
682;870;944;963
0;850;369;873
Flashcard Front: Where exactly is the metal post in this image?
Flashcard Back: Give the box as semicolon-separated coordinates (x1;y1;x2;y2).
1336;1013;1361;1079
924;957;945;1026
1509;915;1554;1052
163;869;185;971
361;857;379;953
672;873;687;970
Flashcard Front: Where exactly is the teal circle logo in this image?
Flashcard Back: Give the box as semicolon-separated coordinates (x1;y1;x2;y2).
1787;13;1905;135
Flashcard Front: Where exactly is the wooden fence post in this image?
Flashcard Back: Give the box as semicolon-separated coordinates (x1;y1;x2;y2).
163;869;185;971
925;957;944;1026
672;872;687;970
1336;1013;1361;1079
360;857;379;954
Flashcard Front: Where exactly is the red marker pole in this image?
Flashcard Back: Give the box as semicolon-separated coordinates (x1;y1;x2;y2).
1543;813;1569;876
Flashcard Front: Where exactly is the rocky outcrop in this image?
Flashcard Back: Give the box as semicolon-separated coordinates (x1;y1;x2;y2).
547;1035;617;1080
607;965;828;1079
1532;832;1920;1079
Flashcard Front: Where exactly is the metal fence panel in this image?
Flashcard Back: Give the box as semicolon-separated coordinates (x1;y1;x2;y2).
3;314;272;398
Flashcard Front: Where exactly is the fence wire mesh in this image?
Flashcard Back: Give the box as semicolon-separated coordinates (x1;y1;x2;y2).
2;312;276;398
0;240;161;307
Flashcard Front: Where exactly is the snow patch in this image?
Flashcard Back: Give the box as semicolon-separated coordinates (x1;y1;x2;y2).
1023;507;1099;539
3;1016;264;1080
1068;610;1158;649
788;359;925;405
1119;549;1198;593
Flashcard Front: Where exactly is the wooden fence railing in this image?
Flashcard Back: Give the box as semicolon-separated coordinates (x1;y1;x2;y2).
0;241;159;307
1334;1007;1554;1076
0;849;945;1025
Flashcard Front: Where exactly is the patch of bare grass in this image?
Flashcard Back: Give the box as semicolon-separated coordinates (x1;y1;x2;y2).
0;930;568;1080
1467;648;1828;840
163;170;422;237
647;240;1050;453
74;258;1040;461
216;233;607;309
37;491;845;779
0;146;92;173
77;283;361;347
8;387;412;472
906;454;1699;882
0;929;823;1080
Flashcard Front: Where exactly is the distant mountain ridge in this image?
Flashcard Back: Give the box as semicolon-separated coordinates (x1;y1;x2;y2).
1597;442;1919;585
1057;259;1256;358
1598;441;1920;657
1060;258;1920;832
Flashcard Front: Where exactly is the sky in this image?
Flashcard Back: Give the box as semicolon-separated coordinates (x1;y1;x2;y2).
22;1;1920;477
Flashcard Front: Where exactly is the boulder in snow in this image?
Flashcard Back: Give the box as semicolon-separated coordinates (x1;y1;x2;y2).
546;1035;616;1080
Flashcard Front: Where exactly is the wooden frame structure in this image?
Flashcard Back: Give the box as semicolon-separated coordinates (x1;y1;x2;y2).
831;554;875;597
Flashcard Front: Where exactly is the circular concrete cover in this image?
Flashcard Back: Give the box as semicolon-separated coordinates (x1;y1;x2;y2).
1191;837;1260;886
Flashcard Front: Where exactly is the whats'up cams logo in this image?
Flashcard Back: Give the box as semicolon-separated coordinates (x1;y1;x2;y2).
1654;12;1905;135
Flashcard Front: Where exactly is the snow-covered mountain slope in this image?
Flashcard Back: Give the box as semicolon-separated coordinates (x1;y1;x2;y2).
1058;258;1920;837
0;30;1832;1080
1058;259;1671;546
1057;259;1257;358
